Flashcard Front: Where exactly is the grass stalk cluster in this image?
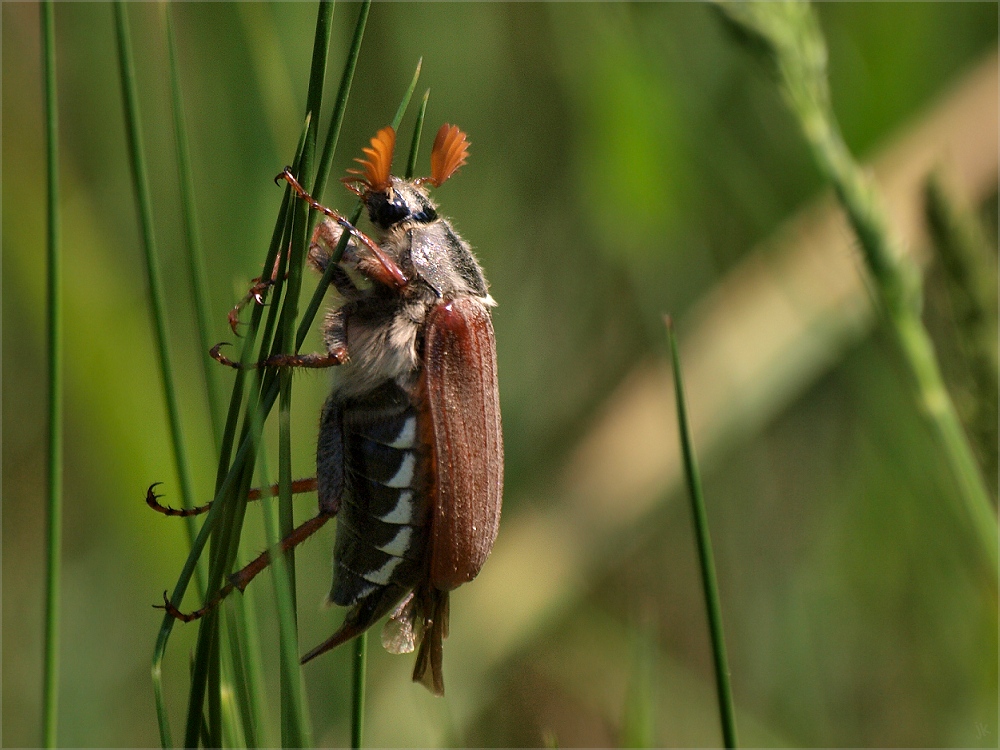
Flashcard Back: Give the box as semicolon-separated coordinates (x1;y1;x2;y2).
111;0;474;742
118;2;439;745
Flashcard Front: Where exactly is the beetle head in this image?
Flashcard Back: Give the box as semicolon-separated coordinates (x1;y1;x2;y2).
342;124;470;231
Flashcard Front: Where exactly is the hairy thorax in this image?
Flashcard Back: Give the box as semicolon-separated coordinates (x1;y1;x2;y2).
324;223;437;400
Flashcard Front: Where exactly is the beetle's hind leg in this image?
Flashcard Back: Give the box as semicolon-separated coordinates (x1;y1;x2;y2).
146;477;319;517
157;503;333;622
412;587;449;696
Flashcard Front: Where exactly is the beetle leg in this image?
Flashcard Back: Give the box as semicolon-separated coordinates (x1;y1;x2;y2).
412;587;449;696
310;220;359;276
146;478;319;518
227;254;287;335
157;510;333;622
278;168;408;290
316;397;345;516
210;342;348;370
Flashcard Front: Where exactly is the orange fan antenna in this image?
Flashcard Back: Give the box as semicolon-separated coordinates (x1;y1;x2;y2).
429;124;470;187
346;126;395;191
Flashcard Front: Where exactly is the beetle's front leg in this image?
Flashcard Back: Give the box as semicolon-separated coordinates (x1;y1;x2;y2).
227;254;287;335
278;168;408;290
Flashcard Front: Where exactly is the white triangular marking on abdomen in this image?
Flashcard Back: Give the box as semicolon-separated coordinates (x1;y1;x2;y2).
379;490;415;524
385;452;416;488
377;526;413;557
362;555;403;585
388;417;417;449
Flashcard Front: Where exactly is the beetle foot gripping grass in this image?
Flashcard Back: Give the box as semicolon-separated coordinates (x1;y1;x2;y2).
149;124;502;696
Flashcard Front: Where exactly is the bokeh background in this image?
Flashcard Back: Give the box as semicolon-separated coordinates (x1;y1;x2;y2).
3;2;997;747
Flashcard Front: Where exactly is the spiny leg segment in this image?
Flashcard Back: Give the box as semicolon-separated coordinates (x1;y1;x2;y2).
146;477;319;517
276;168;407;290
209;342;348;371
156;510;332;622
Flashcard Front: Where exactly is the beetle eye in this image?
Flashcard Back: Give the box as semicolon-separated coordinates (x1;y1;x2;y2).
412;207;437;223
368;192;409;228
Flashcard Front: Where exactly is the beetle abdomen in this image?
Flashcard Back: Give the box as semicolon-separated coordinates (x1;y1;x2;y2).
329;381;430;630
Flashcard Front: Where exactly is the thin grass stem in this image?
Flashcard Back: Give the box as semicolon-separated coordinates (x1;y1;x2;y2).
218;624;247;748
158;185;292;748
272;5;336;740
713;1;998;581
277;370;312;747
113;0;199;533
162;2;225;447
405;89;430;180
255;3;336;742
666;317;738;749
391;57;423;132
254;422;314;748
924;174;999;489
222;601;258;749
180;180;300;748
155;4;375;741
351;633;368;749
41;1;61;746
314;0;370;205
620;617;656;748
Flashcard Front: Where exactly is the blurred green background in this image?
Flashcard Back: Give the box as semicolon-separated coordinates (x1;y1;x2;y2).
3;2;997;747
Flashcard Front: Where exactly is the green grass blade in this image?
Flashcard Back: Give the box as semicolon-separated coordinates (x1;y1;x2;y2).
272;4;336;741
226;587;271;748
666;317;738;749
313;0;370;204
714;0;998;582
924;174;999;489
168;0;299;739
351;633;368;749
621;617;656;748
218;623;247;749
261;3;337;742
275;375;315;748
158;4;375;743
391;57;422;132
112;0;199;529
222;602;257;749
251;451;313;748
264;0;334;747
152;661;171;748
162;2;225;447
178;176;299;747
405;89;430;180
41;1;61;746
